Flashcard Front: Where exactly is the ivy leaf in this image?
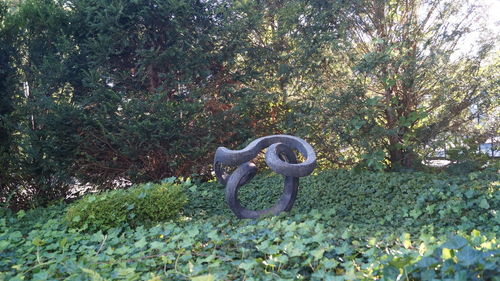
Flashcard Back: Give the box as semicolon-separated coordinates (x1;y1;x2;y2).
311;248;325;259
442;248;454;259
416;257;439;268
32;271;49;281
59;237;68;248
32;237;46;247
288;243;305;257
16;210;26;219
0;240;9;251
442;236;468;250
115;267;135;277
478;199;490;209
187;228;199;238
151;241;165;250
382;265;399;279
190;274;214;281
206;230;219;241
389;256;412;268
464;190;475;199
401;233;411;249
456;246;482;266
134;238;147;248
409;209;422;219
238;260;257;271
323;259;338;269
162;177;176;184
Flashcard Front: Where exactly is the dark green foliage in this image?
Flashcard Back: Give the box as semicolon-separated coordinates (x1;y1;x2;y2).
0;0;85;209
1;0;282;208
446;160;484;175
445;142;491;175
0;1;18;208
289;0;499;171
65;179;188;231
0;171;499;280
1;0;498;210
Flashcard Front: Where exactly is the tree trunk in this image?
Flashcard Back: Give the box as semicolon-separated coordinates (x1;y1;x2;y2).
388;138;417;169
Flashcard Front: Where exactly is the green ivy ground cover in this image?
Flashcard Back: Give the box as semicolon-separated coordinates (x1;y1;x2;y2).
1;170;499;280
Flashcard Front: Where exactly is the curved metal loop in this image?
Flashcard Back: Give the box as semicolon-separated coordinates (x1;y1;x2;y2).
213;135;317;219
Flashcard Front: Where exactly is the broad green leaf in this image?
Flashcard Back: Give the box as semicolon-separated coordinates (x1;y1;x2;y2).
32;237;45;247
401;233;411;249
478;199;490;209
456;246;482;266
442;248;454;259
191;274;214;281
416;257;439;268
322;259;339;269
150;241;165;250
134;238;147;248
442;236;468;250
32;271;49;281
311;248;325;259
238;260;257;271
0;240;9;251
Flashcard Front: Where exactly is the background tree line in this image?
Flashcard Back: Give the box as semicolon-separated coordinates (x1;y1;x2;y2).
0;0;498;209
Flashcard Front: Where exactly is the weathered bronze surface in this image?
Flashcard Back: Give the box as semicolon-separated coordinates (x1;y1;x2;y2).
214;135;317;219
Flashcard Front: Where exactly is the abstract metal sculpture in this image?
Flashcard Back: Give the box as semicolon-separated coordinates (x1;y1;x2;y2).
214;135;317;219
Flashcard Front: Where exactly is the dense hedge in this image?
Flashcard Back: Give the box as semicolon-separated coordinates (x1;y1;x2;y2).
0;0;289;209
65;179;188;231
0;170;498;280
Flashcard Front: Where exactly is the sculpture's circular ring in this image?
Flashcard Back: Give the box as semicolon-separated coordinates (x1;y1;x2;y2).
225;143;299;219
214;135;316;219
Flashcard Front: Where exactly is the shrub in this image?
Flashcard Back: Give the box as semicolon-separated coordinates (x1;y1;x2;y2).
445;144;491;175
65;179;188;231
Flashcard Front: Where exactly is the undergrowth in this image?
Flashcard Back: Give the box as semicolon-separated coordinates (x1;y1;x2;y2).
186;169;499;235
0;169;498;280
